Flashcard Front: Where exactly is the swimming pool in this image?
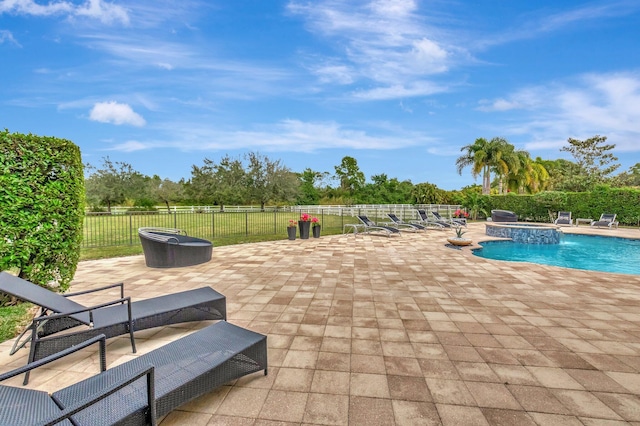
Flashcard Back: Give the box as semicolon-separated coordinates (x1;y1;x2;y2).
473;234;640;275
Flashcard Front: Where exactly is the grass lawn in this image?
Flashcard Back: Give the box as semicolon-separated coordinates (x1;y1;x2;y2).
0;303;33;344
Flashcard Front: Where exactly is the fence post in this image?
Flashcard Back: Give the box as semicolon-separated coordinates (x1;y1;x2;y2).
173;211;177;229
129;213;133;246
245;211;249;236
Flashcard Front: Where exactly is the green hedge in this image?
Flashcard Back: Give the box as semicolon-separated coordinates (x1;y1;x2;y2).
0;130;84;293
488;187;640;225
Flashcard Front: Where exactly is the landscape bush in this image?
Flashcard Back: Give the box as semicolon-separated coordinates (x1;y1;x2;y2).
489;186;640;225
0;130;84;298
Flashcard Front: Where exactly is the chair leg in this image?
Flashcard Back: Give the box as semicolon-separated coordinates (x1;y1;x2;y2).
127;302;136;353
23;327;38;385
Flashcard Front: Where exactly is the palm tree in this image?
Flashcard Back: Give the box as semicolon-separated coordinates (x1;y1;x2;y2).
507;153;550;194
456;137;512;195
492;141;519;195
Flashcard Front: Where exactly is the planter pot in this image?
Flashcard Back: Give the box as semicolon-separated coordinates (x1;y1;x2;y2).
312;225;321;238
287;227;297;240
299;220;311;239
447;237;472;246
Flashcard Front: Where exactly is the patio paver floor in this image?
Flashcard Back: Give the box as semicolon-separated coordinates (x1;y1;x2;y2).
1;223;639;425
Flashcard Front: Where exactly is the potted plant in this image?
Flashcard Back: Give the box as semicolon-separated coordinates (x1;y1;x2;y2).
447;227;472;246
311;217;321;238
287;220;297;240
299;213;311;239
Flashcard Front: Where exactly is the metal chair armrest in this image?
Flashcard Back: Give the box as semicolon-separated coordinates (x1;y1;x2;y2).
33;297;131;323
0;334;107;382
45;365;157;426
64;282;125;299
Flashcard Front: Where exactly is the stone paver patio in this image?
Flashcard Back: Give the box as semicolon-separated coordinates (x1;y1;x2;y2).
1;223;640;425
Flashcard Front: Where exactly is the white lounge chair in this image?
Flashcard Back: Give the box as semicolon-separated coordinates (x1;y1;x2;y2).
554;211;573;226
591;213;618;229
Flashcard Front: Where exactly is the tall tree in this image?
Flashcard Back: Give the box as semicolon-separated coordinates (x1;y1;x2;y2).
456;137;511;195
492;140;519;195
297;168;328;205
334;156;365;194
411;182;447;204
611;163;640;187
188;156;246;210
150;177;184;212
560;135;619;191
506;152;549;194
85;157;145;212
536;158;582;191
244;152;299;210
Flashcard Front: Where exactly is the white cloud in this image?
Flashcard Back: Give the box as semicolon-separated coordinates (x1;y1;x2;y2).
351;81;447;100
0;0;129;25
0;29;20;46
108;140;148;152
74;0;129;25
312;63;355;85
105;118;437;154
287;0;464;100
481;72;640;153
89;101;146;126
475;1;640;49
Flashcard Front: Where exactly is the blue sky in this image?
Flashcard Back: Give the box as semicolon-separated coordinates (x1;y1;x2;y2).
2;0;640;190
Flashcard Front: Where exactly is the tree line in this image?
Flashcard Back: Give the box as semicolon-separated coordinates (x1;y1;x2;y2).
85;135;640;213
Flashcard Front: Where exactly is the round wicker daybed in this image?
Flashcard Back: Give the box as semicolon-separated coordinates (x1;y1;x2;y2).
138;227;213;268
491;210;518;222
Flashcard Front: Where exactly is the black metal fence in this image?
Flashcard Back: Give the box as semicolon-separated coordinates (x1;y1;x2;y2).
82;205;462;248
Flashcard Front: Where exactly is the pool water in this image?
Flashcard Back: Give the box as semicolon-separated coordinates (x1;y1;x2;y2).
473;234;640;275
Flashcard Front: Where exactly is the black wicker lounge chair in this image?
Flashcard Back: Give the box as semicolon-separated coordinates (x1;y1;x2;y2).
138;227;213;268
591;213;619;229
0;271;226;384
0;321;267;425
357;215;401;236
386;213;425;232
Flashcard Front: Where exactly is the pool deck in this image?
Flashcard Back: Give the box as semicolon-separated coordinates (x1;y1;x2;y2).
1;222;639;425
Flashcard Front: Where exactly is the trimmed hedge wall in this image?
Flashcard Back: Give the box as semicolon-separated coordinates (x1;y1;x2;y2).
488;187;640;226
0;130;84;293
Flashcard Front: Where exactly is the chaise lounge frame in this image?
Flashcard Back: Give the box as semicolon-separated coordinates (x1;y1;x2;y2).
413;210;446;230
554;211;573;226
432;211;466;228
591;213;619;229
357;215;401;237
0;321;267;425
386;213;425;232
0;272;226;384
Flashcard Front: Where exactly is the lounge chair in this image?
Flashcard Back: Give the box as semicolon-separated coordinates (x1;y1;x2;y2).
0;321;267;425
357;215;401;236
432;211;467;228
413;210;446;230
386;213;426;232
554;211;573;226
591;213;619;229
0;271;226;384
